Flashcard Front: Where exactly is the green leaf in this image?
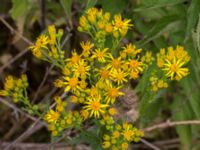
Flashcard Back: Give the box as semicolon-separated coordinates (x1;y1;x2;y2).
139;96;165;126
86;0;97;9
80;130;101;149
134;0;186;12
180;77;200;119
60;0;72;17
100;0;129;14
10;0;30;20
138;15;181;46
185;0;200;41
172;96;193;148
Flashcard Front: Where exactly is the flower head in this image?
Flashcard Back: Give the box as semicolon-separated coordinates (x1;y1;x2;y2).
163;57;189;80
92;48;109;62
64;77;80;92
113;14;133;36
44;109;60;123
84;95;108;118
80;41;94;57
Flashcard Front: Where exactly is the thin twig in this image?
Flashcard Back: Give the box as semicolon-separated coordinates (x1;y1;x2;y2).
3;101;57;150
32;32;72;103
144;119;200;132
140;138;161;150
0;98;46;126
40;0;46;29
32;65;54;102
0;17;33;73
3;123;44;150
0;17;33;45
61;33;72;48
0;48;29;73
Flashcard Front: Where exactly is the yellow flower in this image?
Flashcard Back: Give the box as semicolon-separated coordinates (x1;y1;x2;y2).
70;95;78;103
157;58;164;68
4;75;14;90
66;50;81;65
80;41;94;57
50;46;59;59
121;142;129;150
87;86;99;97
0;90;9;96
163;57;189;80
79;16;89;31
102;141;111;149
32;48;43;58
107;55;123;71
105;23;113;33
142;51;154;64
111;69;128;85
55;96;67;112
105;83;124;104
175;45;190;62
44;109;60;123
104;12;110;21
108;107;117;116
80;109;89;120
62;67;71;76
122;44;142;57
48;25;56;45
79;80;88;89
86;7;98;23
72;60;90;78
92;48;109;62
128;59;143;73
30;34;48;58
103;134;110;140
16;79;23;87
66;117;72;125
97;21;105;29
64;77;80;92
54;79;64;88
84;95;108;118
112;130;120;138
112;14;133;36
122;123;133;141
130;71;139;80
96;67;111;82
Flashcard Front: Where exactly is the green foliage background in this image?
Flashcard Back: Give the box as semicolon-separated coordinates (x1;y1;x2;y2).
1;0;200;149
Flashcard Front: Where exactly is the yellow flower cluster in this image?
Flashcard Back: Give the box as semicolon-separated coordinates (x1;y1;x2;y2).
28;7;191;149
0;74;28;102
78;7;132;45
141;51;154;64
44;96;83;136
150;76;168;92
30;25;65;69
156;45;190;80
0;74;39;115
54;42;145;119
102;123;144;150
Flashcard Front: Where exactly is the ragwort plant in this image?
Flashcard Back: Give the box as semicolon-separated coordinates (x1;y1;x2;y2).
0;7;190;150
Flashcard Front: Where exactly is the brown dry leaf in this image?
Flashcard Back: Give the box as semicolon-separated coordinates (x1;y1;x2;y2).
0;53;12;65
116;87;139;123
